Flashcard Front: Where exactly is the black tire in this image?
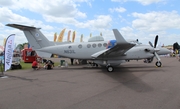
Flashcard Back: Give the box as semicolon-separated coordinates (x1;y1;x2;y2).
107;66;114;72
156;61;162;67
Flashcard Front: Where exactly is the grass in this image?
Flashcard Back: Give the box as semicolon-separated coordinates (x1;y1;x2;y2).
0;61;60;72
20;62;32;70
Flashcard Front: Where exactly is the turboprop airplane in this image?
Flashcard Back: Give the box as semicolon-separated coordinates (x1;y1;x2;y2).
6;24;170;72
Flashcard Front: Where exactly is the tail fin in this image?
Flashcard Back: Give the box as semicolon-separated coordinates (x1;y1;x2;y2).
6;24;54;49
6;24;54;57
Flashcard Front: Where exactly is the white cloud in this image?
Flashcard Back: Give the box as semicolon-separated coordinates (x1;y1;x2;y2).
0;7;56;45
0;23;4;29
109;7;126;13
44;14;112;31
136;0;165;5
0;0;13;6
0;7;29;23
0;0;90;29
0;7;54;30
76;15;112;30
132;11;180;32
120;26;133;33
111;0;165;5
4;0;87;19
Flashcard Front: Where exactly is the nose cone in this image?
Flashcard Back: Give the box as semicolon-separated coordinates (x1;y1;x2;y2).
157;47;171;55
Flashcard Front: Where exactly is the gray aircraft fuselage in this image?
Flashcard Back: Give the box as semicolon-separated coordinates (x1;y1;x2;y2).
38;41;168;60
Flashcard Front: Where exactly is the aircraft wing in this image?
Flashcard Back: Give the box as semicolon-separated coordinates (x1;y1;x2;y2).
91;29;136;59
91;43;135;59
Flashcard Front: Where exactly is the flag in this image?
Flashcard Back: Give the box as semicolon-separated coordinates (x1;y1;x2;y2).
3;38;6;46
72;31;76;43
58;28;66;42
4;34;15;72
67;30;71;42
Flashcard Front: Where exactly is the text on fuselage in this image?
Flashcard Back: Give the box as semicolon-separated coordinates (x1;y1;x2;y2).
64;50;76;54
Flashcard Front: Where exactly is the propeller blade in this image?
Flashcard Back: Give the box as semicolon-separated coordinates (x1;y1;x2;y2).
154;35;158;48
154;52;161;61
149;41;153;47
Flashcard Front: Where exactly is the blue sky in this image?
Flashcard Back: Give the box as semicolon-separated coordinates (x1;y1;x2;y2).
0;0;180;46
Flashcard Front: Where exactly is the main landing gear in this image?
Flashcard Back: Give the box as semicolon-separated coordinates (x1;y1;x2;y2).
106;65;114;72
155;61;162;67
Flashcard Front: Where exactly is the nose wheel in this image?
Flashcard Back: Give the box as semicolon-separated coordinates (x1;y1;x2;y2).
155;61;162;67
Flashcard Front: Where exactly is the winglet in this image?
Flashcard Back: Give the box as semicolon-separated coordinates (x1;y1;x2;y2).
113;29;128;44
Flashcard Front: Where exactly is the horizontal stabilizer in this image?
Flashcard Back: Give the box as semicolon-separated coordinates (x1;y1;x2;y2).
6;24;38;30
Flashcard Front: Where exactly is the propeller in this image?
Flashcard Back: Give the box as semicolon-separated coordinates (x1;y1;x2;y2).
149;41;153;47
154;35;158;48
149;35;158;48
148;35;161;63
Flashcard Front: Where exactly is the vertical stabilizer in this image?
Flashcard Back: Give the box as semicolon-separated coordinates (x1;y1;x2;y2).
6;24;53;50
6;24;54;58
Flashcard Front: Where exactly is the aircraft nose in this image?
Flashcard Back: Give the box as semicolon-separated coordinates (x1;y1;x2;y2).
157;48;171;55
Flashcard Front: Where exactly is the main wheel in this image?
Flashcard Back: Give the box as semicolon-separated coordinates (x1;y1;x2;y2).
155;61;162;67
107;66;114;72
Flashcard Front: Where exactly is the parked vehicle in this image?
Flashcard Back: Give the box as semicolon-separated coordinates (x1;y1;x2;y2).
11;53;22;70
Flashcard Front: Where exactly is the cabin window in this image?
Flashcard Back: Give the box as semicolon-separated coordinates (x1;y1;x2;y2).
78;44;82;48
87;44;91;48
98;43;102;47
103;43;107;47
92;44;96;48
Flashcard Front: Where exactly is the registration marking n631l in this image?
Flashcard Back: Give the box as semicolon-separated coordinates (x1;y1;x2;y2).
64;50;76;54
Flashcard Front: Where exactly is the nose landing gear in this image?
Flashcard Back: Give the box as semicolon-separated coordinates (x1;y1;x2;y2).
155;61;162;67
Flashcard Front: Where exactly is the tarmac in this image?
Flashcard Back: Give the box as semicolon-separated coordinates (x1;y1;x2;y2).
0;57;180;109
